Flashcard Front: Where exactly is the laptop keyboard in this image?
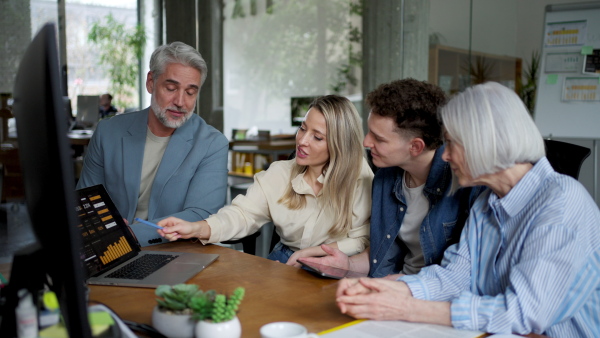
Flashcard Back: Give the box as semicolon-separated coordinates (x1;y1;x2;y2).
106;254;179;280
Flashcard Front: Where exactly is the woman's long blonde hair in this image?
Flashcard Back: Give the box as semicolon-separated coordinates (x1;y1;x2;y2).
278;95;365;237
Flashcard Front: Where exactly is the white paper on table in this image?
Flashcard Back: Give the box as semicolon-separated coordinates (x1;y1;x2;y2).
320;320;485;338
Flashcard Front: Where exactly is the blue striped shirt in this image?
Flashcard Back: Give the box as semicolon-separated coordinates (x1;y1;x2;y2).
401;157;600;337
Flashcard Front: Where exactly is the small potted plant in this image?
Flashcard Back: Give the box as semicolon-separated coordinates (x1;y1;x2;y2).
152;284;203;338
191;287;245;338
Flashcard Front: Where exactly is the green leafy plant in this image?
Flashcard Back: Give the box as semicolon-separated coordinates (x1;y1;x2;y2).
462;55;497;85
518;50;540;116
189;287;245;323
155;284;203;314
88;13;146;110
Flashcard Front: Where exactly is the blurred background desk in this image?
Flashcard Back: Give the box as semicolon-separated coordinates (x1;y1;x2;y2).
67;129;93;147
89;242;349;337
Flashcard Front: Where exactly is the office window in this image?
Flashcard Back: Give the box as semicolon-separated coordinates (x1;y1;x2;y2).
30;0;138;113
223;0;362;137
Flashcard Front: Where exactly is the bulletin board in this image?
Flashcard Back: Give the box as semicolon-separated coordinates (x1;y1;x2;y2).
534;2;600;139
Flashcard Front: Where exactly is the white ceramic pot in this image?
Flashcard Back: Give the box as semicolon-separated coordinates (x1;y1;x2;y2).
195;316;242;338
152;306;195;338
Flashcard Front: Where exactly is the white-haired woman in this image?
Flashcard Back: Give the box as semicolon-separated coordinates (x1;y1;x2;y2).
335;82;600;337
158;95;373;266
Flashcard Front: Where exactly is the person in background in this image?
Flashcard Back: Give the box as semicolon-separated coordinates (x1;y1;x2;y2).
336;82;600;337
300;79;482;278
158;95;374;265
77;42;229;247
99;93;118;118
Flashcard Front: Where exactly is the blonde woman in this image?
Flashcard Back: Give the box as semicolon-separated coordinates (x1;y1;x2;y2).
158;95;373;266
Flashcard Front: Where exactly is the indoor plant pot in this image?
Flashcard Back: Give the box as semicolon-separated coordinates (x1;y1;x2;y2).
152;284;245;338
190;287;245;338
152;284;203;338
152;306;195;338
195;316;242;338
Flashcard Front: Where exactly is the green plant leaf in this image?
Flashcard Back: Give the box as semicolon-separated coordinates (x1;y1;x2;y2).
87;13;146;110
188;287;245;323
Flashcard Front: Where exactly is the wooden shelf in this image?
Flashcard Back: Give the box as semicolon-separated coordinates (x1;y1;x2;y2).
429;44;522;95
229;138;296;176
227;171;254;178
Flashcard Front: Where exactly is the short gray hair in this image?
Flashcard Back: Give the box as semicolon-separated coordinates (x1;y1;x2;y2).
149;41;208;86
440;82;545;178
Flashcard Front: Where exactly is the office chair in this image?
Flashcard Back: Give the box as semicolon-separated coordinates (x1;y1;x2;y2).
544;139;591;180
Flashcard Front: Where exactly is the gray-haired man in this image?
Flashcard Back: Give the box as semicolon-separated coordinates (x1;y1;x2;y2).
77;42;229;246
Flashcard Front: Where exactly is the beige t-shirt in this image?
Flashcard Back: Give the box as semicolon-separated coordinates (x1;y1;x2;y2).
134;128;171;221
204;159;374;256
399;171;429;275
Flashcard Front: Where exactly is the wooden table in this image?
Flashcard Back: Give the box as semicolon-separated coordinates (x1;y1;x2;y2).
0;243;550;338
89;242;351;337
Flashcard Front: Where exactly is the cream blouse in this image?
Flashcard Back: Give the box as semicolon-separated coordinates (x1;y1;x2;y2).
203;159;373;256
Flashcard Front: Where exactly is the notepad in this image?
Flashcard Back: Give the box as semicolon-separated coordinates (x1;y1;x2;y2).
319;320;486;338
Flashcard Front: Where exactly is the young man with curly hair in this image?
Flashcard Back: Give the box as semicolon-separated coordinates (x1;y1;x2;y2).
300;78;483;279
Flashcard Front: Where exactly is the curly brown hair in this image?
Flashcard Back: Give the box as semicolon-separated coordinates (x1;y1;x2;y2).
365;78;447;150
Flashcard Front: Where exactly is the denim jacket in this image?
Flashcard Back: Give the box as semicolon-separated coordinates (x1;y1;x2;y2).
368;145;484;277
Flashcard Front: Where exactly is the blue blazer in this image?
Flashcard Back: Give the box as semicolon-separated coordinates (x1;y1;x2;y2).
76;109;229;246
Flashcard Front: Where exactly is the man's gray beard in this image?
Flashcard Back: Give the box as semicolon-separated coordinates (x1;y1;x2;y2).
150;95;194;129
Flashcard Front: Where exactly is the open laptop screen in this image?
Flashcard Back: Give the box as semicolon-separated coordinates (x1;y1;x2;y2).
76;185;140;278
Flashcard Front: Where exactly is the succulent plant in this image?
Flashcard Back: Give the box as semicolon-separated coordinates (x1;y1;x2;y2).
155;284;245;322
155;284;204;314
189;287;245;323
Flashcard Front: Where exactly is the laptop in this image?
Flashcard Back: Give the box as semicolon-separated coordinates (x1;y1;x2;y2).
76;184;219;288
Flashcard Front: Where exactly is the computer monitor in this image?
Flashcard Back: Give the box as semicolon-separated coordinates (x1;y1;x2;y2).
0;23;92;337
76;95;99;129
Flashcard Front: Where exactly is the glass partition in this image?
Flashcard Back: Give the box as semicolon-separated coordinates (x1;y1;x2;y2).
428;0;522;97
30;0;139;113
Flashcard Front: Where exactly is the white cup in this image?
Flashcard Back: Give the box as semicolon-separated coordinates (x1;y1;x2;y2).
260;322;318;338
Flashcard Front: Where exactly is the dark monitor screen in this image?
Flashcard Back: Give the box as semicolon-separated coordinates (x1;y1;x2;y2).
290;96;318;126
1;23;92;337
